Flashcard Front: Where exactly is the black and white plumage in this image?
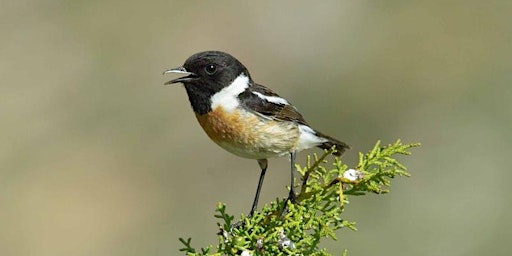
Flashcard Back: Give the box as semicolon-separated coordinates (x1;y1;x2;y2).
164;51;349;216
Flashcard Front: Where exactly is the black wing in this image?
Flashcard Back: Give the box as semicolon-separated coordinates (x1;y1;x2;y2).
238;83;309;125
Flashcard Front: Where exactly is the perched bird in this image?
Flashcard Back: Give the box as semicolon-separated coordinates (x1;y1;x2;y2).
164;51;349;216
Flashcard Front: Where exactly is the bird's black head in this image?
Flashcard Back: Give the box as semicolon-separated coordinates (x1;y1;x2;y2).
164;51;251;114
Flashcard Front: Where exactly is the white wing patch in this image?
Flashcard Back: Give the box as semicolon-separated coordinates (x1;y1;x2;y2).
252;91;289;105
210;74;250;112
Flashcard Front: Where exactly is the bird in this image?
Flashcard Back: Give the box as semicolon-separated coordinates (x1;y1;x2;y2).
163;51;349;216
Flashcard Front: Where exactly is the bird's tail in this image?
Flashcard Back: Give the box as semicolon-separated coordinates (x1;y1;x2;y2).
316;131;350;156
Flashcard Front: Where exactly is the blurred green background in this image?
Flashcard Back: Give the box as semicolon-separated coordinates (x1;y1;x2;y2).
1;1;511;255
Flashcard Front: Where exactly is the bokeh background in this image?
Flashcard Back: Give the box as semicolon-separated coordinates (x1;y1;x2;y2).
1;1;511;255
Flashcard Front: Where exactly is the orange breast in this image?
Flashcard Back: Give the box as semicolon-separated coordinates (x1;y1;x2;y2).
195;107;300;159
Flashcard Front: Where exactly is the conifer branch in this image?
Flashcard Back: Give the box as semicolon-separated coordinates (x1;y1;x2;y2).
179;140;420;255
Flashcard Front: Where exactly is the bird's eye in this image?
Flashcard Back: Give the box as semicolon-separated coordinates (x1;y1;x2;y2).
204;64;217;75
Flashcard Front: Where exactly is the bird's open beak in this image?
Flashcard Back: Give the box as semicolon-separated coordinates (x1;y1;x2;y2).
163;67;198;85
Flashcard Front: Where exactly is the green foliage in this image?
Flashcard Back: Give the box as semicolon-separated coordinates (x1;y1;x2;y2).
179;140;419;255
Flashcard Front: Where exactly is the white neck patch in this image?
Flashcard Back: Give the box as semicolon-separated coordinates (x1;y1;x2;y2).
210;74;249;112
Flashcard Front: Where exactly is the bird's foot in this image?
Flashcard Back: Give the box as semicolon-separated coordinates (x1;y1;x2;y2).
280;190;298;218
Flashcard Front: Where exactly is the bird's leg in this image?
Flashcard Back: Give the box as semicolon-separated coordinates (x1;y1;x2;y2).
281;152;298;217
248;159;268;217
288;151;298;202
232;159;268;230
